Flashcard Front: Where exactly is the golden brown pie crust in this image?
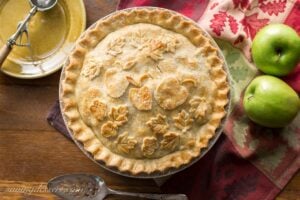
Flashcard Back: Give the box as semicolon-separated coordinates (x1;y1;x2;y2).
60;7;229;175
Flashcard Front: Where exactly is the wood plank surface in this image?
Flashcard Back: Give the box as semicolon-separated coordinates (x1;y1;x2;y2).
0;0;299;199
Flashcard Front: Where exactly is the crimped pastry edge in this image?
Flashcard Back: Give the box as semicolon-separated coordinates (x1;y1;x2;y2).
60;7;230;176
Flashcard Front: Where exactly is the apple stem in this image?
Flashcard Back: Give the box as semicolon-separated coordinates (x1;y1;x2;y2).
275;48;282;62
247;95;254;101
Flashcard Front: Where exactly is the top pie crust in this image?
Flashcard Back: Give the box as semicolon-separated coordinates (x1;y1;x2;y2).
60;7;229;175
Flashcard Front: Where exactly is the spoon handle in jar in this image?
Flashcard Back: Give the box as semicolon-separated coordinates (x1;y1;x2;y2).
108;189;188;200
0;6;38;69
0;43;12;68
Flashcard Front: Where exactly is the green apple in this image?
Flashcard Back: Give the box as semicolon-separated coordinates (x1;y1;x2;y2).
243;75;300;128
252;24;300;76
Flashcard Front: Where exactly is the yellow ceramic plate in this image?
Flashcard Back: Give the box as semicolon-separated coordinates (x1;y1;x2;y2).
0;0;86;79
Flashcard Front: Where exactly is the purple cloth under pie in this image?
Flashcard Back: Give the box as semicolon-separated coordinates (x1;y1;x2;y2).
47;100;71;140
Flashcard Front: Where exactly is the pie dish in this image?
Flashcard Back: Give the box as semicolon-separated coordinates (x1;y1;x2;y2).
60;7;230;176
0;0;85;79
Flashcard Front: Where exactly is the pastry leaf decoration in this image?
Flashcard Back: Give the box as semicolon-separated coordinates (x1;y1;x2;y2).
189;96;210;124
142;137;158;156
107;37;126;56
101;121;118;138
146;114;169;135
82;58;102;80
116;132;137;154
160;132;180;151
89;99;107;121
109;105;129;126
129;86;152;111
173;110;194;133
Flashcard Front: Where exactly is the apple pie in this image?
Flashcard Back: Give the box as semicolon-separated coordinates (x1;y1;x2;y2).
60;7;229;175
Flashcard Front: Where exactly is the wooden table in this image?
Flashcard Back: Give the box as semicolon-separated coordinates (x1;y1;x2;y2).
0;0;299;199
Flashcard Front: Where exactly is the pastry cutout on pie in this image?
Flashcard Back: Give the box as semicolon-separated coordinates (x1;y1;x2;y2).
142;136;158;157
173;110;194;133
78;88;107;126
101;121;118;138
146;114;169;136
122;57;136;70
155;77;189;110
116;132;137;154
160;132;180;151
189;96;212;124
106;37;126;56
81;57;103;80
61;8;229;175
104;68;129;98
108;105;129;127
89;99;107;121
129;86;152;111
126;73;151;87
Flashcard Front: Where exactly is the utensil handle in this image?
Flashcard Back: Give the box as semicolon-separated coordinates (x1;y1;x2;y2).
109;189;188;200
0;43;12;68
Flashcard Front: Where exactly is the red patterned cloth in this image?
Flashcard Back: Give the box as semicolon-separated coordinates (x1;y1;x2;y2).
118;0;209;20
118;0;300;199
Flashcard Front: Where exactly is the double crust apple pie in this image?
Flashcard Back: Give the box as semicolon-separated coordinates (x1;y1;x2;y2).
61;8;229;175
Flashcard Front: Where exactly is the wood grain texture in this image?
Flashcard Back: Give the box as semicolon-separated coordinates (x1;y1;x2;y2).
0;180;152;199
0;0;299;199
0;44;12;68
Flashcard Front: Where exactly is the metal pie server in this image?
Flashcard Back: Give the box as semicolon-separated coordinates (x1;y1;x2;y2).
48;174;188;200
